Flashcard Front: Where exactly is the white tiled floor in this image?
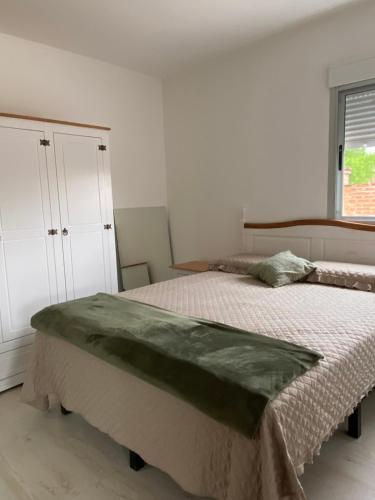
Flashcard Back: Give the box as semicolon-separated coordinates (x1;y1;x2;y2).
1;387;374;499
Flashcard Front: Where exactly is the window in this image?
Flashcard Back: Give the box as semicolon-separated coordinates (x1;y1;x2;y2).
335;82;375;220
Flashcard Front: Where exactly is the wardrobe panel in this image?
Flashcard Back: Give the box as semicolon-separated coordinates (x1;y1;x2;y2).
53;132;112;299
0;127;46;231
2;238;52;338
69;231;107;299
0;344;33;382
62;139;102;225
0;125;58;342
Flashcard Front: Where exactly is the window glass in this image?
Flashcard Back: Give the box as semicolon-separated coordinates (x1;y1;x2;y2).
338;86;375;218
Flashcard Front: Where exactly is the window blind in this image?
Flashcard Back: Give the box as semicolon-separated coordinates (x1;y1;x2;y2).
345;89;375;148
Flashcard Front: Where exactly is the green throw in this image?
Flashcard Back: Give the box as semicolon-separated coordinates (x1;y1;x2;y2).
31;293;322;438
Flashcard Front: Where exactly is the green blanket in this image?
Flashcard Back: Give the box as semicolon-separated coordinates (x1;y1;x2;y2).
31;293;322;438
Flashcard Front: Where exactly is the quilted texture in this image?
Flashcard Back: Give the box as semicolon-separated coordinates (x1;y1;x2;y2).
307;260;375;292
22;272;375;500
208;253;266;274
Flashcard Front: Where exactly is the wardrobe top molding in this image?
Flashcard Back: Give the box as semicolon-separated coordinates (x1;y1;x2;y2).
0;112;110;131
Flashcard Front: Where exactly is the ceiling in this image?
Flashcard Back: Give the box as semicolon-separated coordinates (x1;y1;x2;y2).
0;0;361;76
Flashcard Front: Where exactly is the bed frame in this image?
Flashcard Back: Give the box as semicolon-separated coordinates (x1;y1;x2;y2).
242;217;375;444
61;218;375;470
242;218;375;265
130;406;358;466
60;404;146;469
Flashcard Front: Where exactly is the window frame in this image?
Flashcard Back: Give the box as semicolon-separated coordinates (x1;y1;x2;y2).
332;79;375;222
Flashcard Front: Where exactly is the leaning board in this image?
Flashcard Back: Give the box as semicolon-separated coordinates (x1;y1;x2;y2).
114;207;174;284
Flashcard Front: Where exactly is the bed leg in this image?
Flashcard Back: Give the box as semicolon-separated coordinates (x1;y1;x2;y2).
129;450;145;471
60;405;72;415
348;402;362;439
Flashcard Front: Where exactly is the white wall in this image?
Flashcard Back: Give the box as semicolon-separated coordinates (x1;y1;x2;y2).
163;0;375;262
0;32;167;209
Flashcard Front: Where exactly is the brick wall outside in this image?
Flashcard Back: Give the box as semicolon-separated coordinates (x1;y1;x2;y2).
344;183;375;216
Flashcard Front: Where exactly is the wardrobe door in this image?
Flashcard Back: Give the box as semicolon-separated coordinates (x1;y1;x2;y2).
0;126;58;342
53;132;113;300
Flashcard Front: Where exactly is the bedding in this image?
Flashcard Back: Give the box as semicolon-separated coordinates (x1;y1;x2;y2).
208;252;266;274
22;271;375;500
307;260;375;291
247;251;316;287
30;293;321;438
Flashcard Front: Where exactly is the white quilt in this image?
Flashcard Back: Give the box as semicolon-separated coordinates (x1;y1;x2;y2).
22;272;375;500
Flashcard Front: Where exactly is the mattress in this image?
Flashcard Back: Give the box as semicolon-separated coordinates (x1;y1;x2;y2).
22;271;375;500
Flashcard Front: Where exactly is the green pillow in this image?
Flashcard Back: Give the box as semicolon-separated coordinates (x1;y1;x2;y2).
247;251;316;288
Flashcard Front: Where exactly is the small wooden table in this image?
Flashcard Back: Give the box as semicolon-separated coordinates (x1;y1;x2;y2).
171;260;209;274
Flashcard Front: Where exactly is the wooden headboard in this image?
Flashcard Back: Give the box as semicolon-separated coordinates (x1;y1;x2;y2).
243;219;375;265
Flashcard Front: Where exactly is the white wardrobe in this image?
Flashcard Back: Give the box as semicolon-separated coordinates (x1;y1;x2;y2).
0;114;118;391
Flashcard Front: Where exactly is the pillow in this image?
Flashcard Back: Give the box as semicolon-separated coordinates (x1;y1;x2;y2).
307;260;375;292
208;253;267;275
247;251;316;288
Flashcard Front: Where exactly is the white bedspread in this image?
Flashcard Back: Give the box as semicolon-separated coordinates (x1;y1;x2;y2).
22;272;375;500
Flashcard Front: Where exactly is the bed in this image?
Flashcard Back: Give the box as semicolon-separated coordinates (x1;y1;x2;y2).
22;219;375;500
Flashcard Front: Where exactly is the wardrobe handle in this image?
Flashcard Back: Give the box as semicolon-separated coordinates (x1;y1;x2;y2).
104;224;112;230
62;228;69;236
48;229;58;236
